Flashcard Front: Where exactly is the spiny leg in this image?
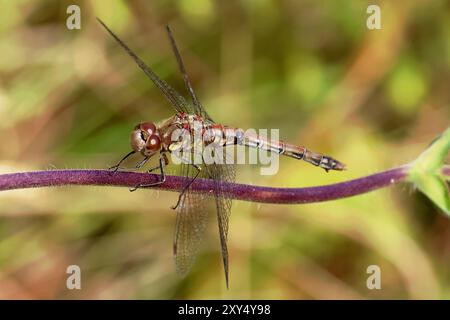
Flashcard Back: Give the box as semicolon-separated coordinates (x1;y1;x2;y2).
130;153;166;192
171;163;202;210
146;153;169;173
109;152;154;174
108;150;136;174
135;156;151;169
115;155;151;175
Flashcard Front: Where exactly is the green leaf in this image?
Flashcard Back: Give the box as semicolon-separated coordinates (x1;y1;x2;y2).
409;127;450;215
413;174;450;214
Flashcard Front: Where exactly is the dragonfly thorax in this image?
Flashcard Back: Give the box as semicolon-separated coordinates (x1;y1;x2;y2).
130;122;162;156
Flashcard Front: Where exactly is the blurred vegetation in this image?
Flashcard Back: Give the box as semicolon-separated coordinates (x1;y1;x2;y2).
0;0;449;299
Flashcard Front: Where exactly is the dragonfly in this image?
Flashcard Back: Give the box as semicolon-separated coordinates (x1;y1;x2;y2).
98;19;345;288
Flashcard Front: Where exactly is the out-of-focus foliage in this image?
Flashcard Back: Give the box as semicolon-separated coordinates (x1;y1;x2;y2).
0;0;449;299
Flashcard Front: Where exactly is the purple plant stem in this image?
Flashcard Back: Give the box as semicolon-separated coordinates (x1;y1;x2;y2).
0;165;429;204
443;165;450;177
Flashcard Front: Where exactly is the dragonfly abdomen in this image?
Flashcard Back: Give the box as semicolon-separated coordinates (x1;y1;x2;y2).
185;122;345;172
225;128;345;172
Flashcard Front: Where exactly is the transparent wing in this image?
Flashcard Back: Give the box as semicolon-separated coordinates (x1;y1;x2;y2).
195;102;214;123
205;147;236;288
173;146;236;287
97;18;192;115
173;161;210;277
165;25;214;122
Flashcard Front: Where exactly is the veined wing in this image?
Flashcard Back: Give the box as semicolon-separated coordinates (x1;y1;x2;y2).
173;161;210;277
97;18;191;115
205;148;236;288
173;147;236;288
165;25;214;122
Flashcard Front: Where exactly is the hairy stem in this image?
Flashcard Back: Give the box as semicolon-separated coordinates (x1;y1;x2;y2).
1;165;446;204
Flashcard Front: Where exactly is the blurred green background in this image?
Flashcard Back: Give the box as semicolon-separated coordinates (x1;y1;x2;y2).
0;0;449;299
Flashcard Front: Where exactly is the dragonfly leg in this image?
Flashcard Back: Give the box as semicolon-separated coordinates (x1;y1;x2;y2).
108;150;136;174
171;163;201;210
147;153;169;173
135;156;151;169
146;164;160;173
111;154;153;176
117;156;151;174
130;153;166;192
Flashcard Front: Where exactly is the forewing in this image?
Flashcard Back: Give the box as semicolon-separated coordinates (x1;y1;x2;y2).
98;19;191;115
165;25;214;122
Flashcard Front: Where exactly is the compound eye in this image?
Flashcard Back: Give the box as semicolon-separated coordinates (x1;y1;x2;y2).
146;134;161;152
130;128;146;152
140;122;157;136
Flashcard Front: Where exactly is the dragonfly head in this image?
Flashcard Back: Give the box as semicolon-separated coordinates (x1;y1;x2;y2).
130;122;161;156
